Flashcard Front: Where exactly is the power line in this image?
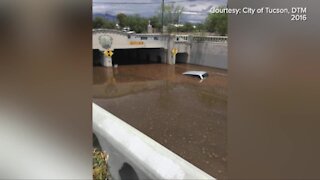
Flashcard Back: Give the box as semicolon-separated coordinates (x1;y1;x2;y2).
161;0;164;33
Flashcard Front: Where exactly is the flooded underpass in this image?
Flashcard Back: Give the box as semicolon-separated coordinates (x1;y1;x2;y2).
93;64;227;179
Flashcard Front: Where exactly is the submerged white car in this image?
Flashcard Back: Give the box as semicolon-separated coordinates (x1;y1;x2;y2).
182;71;209;80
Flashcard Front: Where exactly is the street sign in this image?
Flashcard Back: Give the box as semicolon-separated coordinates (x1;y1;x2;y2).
104;49;113;57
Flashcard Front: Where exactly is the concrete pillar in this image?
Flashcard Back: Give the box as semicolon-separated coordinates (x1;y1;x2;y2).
171;55;176;64
103;56;113;67
186;44;191;64
185;35;192;64
166;35;175;65
103;49;113;67
186;53;191;64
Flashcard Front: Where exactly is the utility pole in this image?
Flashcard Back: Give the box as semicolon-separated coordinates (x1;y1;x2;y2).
178;10;181;24
161;0;164;33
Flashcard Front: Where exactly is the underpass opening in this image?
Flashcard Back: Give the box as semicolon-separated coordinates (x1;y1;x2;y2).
112;48;165;65
176;53;188;64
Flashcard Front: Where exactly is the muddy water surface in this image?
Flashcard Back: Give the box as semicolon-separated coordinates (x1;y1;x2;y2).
93;64;227;179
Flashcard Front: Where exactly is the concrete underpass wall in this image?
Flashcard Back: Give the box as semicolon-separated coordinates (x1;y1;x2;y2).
190;42;228;69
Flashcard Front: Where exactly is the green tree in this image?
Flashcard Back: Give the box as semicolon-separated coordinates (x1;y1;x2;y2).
205;7;228;35
93;17;105;29
116;13;127;28
93;17;116;29
195;23;206;32
124;15;148;33
157;4;184;26
179;22;194;32
167;24;177;33
150;16;161;30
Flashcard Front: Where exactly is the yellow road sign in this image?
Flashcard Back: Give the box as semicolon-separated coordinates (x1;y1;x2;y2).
104;49;113;57
129;41;144;45
171;48;178;56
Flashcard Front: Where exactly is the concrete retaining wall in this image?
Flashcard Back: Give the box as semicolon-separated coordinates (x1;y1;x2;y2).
92;103;215;180
190;42;228;69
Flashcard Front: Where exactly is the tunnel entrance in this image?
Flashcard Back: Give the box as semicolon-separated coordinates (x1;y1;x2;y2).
176;53;188;64
112;48;165;65
93;49;103;66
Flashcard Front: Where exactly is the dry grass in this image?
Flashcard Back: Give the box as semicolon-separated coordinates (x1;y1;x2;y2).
93;148;112;180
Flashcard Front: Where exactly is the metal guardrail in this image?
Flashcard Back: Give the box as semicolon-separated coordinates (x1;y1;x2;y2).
93;29;170;41
134;34;169;41
93;103;215;180
192;36;228;43
93;29;228;43
93;29;129;36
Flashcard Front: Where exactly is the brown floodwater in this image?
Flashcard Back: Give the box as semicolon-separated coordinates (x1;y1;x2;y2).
93;64;227;179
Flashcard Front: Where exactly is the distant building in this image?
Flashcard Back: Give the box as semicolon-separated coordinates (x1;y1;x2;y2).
174;24;184;28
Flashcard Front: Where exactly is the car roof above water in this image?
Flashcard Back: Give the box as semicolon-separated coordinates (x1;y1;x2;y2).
182;71;209;80
182;71;208;76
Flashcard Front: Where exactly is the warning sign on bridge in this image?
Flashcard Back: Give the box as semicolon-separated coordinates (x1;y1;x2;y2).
104;49;113;57
171;48;178;56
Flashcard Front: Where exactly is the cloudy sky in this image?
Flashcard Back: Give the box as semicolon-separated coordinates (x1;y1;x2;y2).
93;0;227;23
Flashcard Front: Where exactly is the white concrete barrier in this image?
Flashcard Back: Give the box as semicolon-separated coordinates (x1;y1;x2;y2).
93;103;215;180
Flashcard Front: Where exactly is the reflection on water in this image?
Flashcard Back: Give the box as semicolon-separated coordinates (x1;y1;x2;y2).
93;64;227;179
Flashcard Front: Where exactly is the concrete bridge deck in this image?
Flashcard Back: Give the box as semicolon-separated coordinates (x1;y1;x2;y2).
93;29;228;69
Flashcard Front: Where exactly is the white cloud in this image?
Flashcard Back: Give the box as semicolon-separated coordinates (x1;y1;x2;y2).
92;0;227;22
182;11;202;15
